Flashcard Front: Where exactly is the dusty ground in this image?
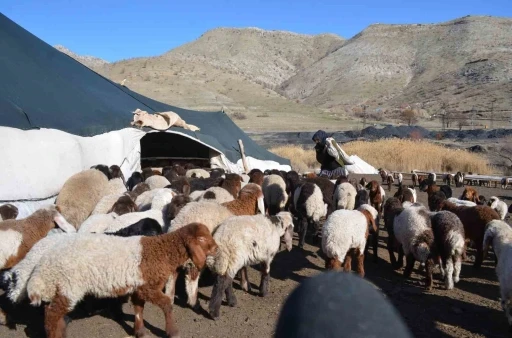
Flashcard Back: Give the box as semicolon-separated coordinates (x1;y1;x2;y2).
1;174;511;338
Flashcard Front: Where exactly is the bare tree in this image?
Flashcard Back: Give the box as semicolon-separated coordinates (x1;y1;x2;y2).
455;113;469;131
400;108;418;126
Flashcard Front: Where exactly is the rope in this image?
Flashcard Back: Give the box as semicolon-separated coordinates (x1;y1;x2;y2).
0;193;59;203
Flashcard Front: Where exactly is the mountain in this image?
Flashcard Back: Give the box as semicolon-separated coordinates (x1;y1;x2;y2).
280;15;512;116
54;45;109;68
55;16;512;130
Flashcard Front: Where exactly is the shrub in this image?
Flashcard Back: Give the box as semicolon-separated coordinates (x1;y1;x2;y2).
231;112;247;120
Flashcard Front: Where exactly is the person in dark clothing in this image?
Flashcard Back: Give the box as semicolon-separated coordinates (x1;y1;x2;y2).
274;272;413;338
312;130;345;179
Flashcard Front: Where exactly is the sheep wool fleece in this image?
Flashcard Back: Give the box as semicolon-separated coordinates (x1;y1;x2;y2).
27;234;144;308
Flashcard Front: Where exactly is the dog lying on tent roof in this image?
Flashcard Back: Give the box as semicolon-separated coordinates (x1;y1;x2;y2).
130;108;200;132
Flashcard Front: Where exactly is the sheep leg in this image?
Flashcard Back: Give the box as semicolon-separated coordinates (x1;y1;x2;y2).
453;254;462;284
164;271;178;304
372;228;379;263
298;217;308;249
240;266;251;293
444;258;454;290
209;274;231;320
474;246;484;269
131;292;148;338
387;236;398;268
149;289;180;338
425;259;434;290
185;266;200;308
259;262;271;297
44;294;70;338
394;246;405;270
438;256;446;279
326;257;342;270
225;278;237;307
403;254;415;279
343;252;353;272
356;249;365;278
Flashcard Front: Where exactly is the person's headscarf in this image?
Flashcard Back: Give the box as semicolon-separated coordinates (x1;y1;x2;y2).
312;130;328;146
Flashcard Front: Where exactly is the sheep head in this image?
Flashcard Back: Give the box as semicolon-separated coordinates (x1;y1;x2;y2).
366;180;379;193
272;212;294;252
183;222;218;270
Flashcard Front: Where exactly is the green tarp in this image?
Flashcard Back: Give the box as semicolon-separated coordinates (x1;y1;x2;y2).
0;12;289;165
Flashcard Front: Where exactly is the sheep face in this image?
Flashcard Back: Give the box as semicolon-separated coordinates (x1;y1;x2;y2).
184;223;218;270
0;204;18;221
366;181;379;193
275;212;294;252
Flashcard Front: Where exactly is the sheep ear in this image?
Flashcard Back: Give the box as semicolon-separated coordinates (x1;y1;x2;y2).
187;237;207;270
183;185;191;196
257;196;265;215
53;213;76;233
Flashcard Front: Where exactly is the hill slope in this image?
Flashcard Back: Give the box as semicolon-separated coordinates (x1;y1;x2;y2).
55;45;110;68
280;16;512;115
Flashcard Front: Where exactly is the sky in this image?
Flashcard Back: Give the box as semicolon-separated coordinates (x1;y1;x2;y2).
1;0;511;62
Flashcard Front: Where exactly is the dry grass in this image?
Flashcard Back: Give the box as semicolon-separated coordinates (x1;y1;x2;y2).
271;139;493;174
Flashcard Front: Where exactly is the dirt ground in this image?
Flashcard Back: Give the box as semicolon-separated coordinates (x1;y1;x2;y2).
1;174;511;338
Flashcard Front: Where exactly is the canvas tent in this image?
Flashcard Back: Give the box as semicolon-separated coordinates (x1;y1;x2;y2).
0;13;290;218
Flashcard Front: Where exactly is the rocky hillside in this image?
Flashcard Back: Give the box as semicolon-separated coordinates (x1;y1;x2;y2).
55;45;109;68
56;15;512;127
86;28;344;122
280;16;512;115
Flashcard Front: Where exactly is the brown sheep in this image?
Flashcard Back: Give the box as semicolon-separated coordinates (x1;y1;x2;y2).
383;197;404;268
109;165;125;185
166;194;192;221
411;172;418;187
364;180;385;262
0;205;76;271
378;169;387;183
387;175;394;192
460;187;480;204
131;183;151;198
220;174;243;199
108;195;138;216
56;169;110;229
438;200;500;268
0;204;18;221
222;184;264;216
29;222;217;338
249;170;265;186
141;167;156;181
359;177;367;188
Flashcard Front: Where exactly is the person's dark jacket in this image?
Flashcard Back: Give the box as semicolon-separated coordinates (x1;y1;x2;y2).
315;142;341;171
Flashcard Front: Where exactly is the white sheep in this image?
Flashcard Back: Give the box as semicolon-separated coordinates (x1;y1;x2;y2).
483;220;512;329
92;193;125;215
488;196;508;220
262;174;288;215
447;197;477;207
293;182;328;248
145;175;171;190
333;182;357;210
322;205;378;277
207;212;294;319
397;172;403;185
393;202;436;289
0;205;76;271
197;187;234;204
135;188;175;211
24;223;217;338
189;190;205;201
186;168;210;179
430;210;465;290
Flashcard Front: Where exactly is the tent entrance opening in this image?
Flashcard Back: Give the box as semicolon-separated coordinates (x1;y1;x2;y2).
140;132;215;168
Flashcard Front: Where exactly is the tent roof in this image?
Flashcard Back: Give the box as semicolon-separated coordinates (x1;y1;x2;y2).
0;13;289;165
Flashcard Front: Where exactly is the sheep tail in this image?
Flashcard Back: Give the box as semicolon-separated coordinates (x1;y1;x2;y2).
207;246;230;276
26;275;53;307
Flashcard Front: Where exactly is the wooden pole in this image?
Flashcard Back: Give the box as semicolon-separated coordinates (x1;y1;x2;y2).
238;139;249;174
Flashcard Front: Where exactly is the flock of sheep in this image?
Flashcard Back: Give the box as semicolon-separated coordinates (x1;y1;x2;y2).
0;163;511;337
